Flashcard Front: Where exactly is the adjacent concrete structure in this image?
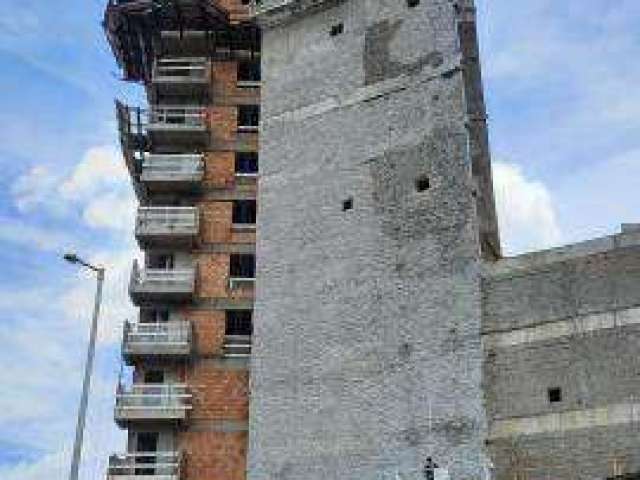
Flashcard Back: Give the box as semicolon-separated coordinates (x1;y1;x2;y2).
483;230;640;479
250;1;640;479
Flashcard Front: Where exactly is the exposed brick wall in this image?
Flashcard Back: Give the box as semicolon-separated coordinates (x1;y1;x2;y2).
204;152;235;189
181;308;226;356
180;431;248;480
209;106;237;147
211;61;237;100
217;0;252;24
211;60;261;105
196;253;230;299
199;200;257;245
188;363;249;420
201;202;233;243
196;252;254;299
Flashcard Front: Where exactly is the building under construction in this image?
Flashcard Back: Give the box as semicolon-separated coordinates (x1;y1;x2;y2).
104;0;640;479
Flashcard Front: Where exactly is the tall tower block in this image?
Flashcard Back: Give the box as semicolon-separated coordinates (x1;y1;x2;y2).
249;0;498;479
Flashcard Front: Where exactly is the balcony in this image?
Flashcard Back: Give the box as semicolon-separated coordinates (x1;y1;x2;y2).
146;106;208;147
114;384;191;427
140;154;204;192
129;260;196;304
151;58;208;97
107;451;182;480
135;207;199;248
223;335;252;358
122;320;192;363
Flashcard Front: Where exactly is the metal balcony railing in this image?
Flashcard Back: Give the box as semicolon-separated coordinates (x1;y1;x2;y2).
123;320;192;360
129;260;196;303
152;58;208;83
107;451;182;479
115;384;191;424
148;106;207;130
229;277;256;289
140;154;204;184
135;207;199;237
223;335;252;358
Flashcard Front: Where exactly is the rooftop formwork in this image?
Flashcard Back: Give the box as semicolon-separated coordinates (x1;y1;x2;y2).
104;0;260;82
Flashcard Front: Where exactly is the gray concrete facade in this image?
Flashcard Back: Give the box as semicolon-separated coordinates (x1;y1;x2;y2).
483;230;640;479
250;1;494;479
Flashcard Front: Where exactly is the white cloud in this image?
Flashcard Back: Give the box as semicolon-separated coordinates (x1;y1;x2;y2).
83;191;136;233
10;144;134;237
11;165;66;215
0;217;73;252
60;146;127;201
493;161;563;256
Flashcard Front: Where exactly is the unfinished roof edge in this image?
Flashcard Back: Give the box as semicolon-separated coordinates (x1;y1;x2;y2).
485;226;640;278
254;0;346;28
104;0;261;82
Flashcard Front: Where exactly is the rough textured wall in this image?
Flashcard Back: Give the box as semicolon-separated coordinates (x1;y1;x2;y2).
482;232;640;479
250;1;491;479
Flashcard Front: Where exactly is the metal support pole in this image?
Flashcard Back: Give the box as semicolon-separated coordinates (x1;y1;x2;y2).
69;268;105;480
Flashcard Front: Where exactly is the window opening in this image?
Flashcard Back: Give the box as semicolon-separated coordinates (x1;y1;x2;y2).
226;310;253;336
230;254;256;278
233;200;257;224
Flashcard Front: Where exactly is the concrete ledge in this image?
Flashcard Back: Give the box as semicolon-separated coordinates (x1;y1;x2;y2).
483;306;640;348
254;0;345;29
490;402;640;439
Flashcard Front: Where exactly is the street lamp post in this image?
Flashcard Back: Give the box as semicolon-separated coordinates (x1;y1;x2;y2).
63;253;105;480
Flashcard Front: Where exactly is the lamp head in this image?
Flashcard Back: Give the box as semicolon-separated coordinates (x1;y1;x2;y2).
63;253;80;264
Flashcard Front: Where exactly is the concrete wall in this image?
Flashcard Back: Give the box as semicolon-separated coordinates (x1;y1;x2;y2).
250;1;492;478
482;231;640;479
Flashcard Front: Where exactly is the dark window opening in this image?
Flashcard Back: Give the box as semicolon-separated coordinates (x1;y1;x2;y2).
141;309;169;323
144;370;164;384
230;254;255;278
233;200;257;224
238;60;261;82
235;152;259;174
135;432;159;475
226;310;253;336
343;197;353;211
238;105;260;127
407;0;420;7
415;175;430;192
330;23;344;37
147;253;174;269
548;387;562;403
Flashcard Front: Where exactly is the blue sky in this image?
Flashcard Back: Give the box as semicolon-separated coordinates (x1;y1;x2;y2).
0;1;638;478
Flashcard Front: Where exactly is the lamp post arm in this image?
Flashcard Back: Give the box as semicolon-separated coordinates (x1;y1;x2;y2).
68;268;105;480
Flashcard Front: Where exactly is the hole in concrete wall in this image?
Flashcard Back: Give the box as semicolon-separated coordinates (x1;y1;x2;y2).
407;0;420;7
415;175;430;192
548;387;562;403
342;197;353;211
399;342;412;360
330;23;344;37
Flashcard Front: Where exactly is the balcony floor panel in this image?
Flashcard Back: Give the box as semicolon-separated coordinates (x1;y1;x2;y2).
123;346;191;364
108;475;178;480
